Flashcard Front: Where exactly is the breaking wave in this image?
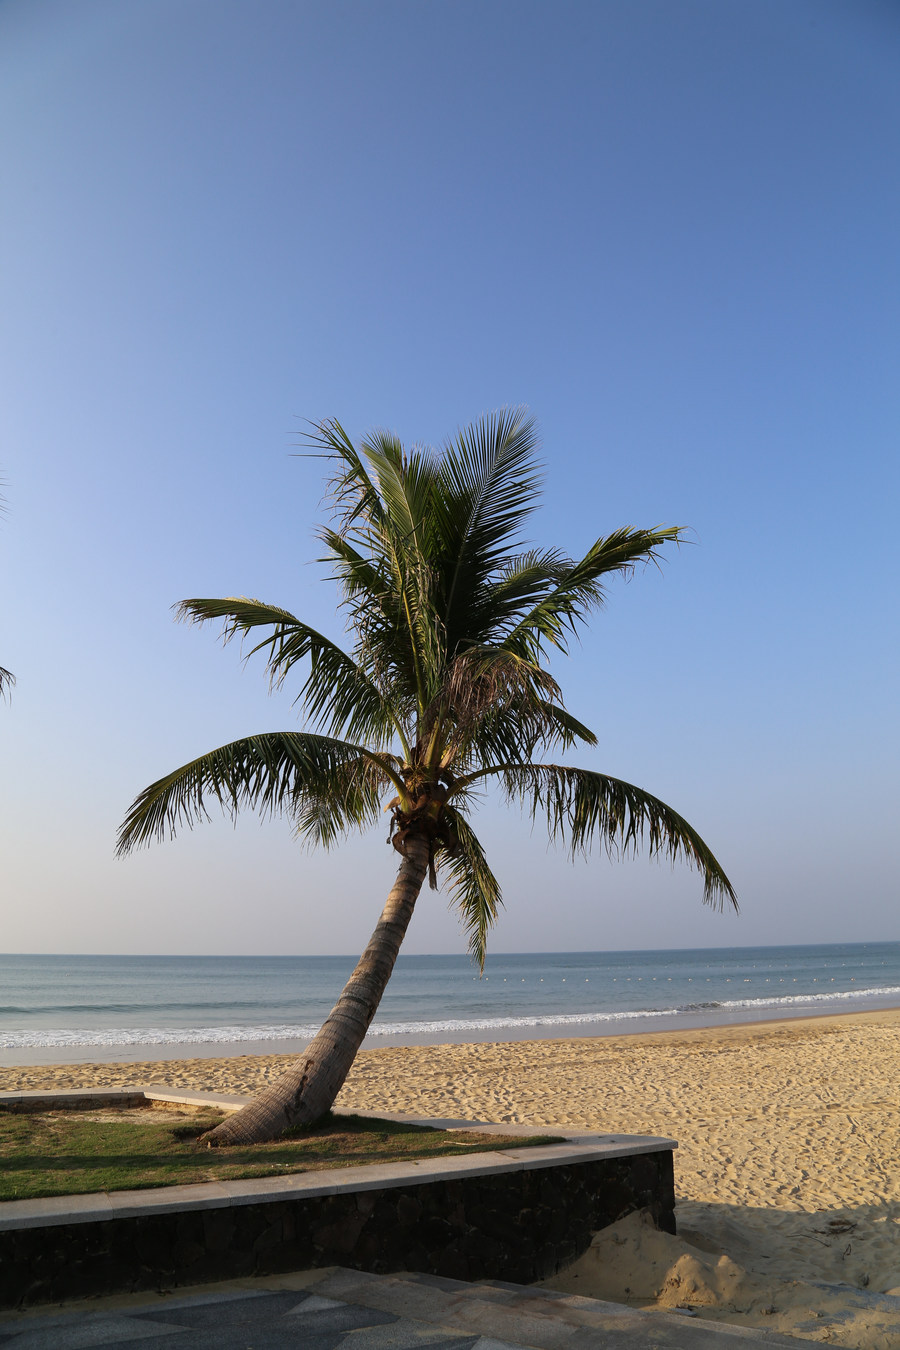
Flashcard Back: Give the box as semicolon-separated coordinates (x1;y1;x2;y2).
3;983;900;1050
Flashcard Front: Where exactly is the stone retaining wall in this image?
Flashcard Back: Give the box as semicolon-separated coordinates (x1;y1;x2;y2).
1;1150;674;1308
0;1091;676;1309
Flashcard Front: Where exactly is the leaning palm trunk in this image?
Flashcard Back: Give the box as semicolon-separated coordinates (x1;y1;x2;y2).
204;833;430;1145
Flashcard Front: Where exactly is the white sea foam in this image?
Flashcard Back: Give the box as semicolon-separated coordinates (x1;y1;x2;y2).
4;984;900;1049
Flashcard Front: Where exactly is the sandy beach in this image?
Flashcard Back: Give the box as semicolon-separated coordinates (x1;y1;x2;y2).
4;1008;900;1347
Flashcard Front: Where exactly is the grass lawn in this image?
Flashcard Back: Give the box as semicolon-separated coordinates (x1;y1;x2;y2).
0;1107;561;1202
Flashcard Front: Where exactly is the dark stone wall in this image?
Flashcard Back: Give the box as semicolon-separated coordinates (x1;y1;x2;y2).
1;1150;675;1309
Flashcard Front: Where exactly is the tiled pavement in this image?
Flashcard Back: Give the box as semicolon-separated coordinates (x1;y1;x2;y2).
0;1267;808;1349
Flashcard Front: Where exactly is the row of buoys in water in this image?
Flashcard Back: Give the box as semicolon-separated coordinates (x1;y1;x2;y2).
475;974;857;984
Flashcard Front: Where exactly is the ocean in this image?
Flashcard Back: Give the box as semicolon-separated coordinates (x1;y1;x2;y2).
1;941;899;1065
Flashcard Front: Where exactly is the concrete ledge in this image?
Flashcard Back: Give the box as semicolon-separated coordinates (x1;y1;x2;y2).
141;1088;252;1112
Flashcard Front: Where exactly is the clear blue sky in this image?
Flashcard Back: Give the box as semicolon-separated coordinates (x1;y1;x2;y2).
1;0;897;957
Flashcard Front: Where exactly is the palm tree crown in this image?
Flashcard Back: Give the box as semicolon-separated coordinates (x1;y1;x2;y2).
118;410;736;1142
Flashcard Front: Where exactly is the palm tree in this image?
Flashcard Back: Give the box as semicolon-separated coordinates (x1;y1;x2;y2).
118;410;736;1145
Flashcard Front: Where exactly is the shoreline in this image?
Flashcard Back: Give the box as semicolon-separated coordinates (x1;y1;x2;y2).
3;994;900;1068
3;1002;900;1088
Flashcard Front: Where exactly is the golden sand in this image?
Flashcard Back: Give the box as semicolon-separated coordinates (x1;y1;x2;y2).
4;1008;900;1346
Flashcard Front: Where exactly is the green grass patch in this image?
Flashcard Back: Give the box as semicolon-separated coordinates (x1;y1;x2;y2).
0;1108;562;1202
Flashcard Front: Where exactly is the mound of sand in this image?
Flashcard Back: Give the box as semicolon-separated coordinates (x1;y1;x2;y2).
541;1210;900;1349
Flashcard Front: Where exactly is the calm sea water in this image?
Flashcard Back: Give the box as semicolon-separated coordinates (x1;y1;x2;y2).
1;942;899;1063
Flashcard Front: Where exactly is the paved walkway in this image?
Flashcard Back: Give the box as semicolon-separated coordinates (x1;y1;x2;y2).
0;1266;807;1348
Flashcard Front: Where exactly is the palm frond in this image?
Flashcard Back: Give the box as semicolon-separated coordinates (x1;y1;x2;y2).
434;409;542;647
457;762;737;911
427;646;589;767
175;597;303;635
361;430;434;554
318;530;417;716
319;531;388;607
484;548;573;626
435;808;503;969
117;732;398;855
314;426;445;715
310;418;386;535
439;645;560;722
0;666;14;700
362;435;448;707
504;526;684;660
176;598;404;749
536;702;598;750
445;703;568;774
291;752;393;849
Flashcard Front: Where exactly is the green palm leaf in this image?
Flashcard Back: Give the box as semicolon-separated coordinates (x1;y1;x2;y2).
504;526;684;660
475;762;737;911
435;808;503;970
176;598;405;749
117;732;400;855
433;409;543;647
